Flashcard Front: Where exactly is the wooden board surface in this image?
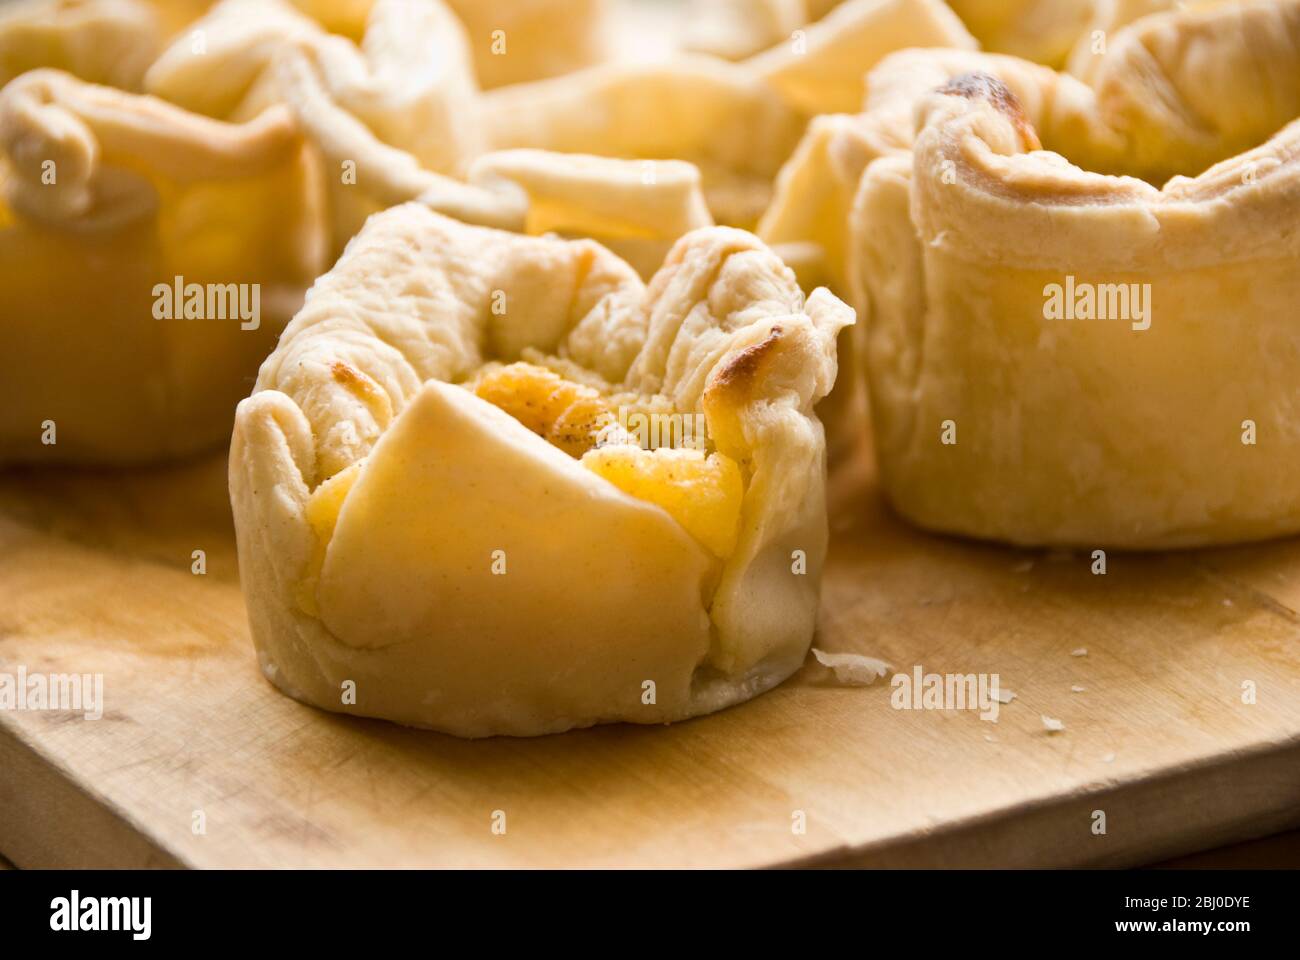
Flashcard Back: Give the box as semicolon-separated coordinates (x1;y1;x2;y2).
1;446;1298;868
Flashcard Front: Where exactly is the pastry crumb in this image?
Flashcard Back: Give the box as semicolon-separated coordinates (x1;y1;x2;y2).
810;648;892;686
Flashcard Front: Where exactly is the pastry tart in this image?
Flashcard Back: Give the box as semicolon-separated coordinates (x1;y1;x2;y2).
229;204;852;736
0;69;324;463
849;0;1300;547
761;0;1300;467
760;0;1255;292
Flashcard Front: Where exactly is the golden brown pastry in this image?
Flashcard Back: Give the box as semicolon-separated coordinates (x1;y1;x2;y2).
851;0;1300;546
760;0;1300;472
229;204;852;736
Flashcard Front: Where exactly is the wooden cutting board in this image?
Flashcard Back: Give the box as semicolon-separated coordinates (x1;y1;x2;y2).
1;444;1298;868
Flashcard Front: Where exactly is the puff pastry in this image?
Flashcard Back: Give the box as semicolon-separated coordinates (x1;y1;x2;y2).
269;35;715;273
146;0;480;173
444;0;609;89
0;0;163;90
481;56;806;228
684;0;811;61
465;149;714;279
142;0;680;264
761;0;1300;459
483;0;975;226
745;0;975;116
851;0;1300;547
144;0;481;247
0;69;324;463
229;204;852;736
946;0;1095;67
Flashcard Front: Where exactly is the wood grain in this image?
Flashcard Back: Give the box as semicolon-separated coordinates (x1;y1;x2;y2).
0;445;1297;868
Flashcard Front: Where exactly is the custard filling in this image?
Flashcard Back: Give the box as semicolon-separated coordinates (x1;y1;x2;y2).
473;361;744;559
296;360;746;615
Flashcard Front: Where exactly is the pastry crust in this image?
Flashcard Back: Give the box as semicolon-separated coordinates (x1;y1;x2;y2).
143;0;702;266
444;0;610;89
0;69;324;463
850;1;1300;547
947;0;1096;67
229;204;852;736
746;0;975;116
684;0;809;62
761;0;1300;483
0;0;163;90
481;56;807;228
145;0;480;249
482;0;975;226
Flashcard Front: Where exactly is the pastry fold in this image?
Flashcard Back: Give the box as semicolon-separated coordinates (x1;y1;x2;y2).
0;69;324;463
230;204;852;736
763;0;1300;293
144;0;479;249
684;0;810;61
142;0;705;267
0;0;163;90
147;0;480;170
483;0;975;227
745;0;975;116
481;56;807;228
444;0;610;89
947;0;1095;67
851;3;1300;547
